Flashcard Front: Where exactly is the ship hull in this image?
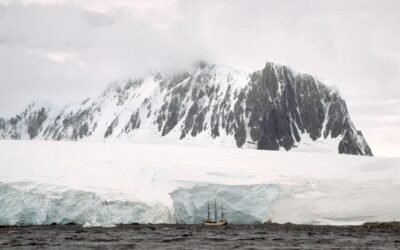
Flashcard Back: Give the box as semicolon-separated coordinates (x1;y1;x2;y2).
203;220;228;226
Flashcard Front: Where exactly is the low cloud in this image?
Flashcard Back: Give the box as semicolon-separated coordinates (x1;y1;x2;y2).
27;49;80;62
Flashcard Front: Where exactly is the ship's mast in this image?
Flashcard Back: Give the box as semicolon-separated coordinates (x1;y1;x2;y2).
207;202;210;221
214;199;217;221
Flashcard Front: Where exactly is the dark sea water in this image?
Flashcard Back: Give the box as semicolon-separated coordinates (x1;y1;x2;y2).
0;223;399;249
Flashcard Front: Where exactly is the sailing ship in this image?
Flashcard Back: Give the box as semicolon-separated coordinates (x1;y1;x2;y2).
203;200;228;225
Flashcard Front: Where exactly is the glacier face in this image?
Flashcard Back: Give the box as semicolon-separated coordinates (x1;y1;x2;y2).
0;61;372;155
0;141;398;226
171;184;281;224
0;182;173;225
0;182;282;225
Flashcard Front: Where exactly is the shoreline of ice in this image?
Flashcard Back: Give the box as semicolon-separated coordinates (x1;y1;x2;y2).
0;140;399;226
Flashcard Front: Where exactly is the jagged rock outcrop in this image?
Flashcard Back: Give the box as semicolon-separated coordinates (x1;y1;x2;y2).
0;62;373;155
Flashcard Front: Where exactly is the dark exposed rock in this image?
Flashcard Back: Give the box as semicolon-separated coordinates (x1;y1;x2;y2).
76;122;89;140
10;116;20;126
124;110;140;133
191;108;207;137
105;118;118;138
181;103;198;139
162;97;181;136
26;108;48;139
257;110;280;150
0;118;5;130
338;126;373;156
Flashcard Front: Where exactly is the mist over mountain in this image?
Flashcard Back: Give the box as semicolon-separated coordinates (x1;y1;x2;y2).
0;61;372;156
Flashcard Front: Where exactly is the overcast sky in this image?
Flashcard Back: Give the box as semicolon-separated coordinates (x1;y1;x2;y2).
0;0;399;157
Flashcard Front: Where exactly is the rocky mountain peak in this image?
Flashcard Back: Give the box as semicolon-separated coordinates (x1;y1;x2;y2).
0;61;373;156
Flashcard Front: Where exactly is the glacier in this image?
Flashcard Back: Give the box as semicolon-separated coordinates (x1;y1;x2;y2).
0;140;398;226
171;184;281;224
0;182;173;225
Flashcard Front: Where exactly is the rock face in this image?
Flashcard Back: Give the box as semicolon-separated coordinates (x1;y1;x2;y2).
0;62;372;155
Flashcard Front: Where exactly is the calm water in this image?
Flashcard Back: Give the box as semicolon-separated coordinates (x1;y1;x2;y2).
0;223;399;249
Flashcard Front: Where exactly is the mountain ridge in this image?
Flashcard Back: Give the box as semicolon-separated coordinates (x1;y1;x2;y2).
0;61;373;155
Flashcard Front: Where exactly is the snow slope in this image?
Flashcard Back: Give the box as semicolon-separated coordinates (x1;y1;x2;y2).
0;140;398;225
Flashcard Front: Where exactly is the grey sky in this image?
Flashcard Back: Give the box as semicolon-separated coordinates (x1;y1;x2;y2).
0;0;399;157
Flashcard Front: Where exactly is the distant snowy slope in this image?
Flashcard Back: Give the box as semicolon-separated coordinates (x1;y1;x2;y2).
0;140;398;225
0;61;372;155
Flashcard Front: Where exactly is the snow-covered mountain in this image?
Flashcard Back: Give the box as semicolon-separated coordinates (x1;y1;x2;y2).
0;61;372;155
